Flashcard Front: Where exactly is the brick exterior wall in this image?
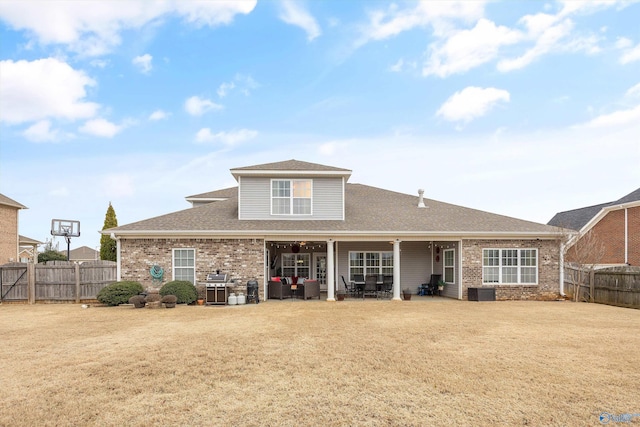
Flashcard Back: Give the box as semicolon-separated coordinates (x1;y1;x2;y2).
461;239;561;301
566;206;640;266
0;204;19;264
120;238;265;299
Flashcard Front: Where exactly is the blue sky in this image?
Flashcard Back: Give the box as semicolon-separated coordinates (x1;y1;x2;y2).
1;0;639;252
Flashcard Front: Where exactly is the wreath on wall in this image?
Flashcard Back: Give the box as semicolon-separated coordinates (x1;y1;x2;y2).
150;265;164;280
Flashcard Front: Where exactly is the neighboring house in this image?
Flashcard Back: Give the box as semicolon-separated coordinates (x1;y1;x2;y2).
0;193;27;264
19;235;42;263
548;187;640;267
61;246;99;263
104;160;565;301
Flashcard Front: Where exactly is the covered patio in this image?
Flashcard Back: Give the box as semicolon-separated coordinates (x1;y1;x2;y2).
264;238;460;302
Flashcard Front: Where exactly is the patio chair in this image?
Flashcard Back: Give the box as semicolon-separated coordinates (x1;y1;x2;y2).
363;275;378;299
341;275;355;297
353;274;365;297
428;274;441;297
381;275;393;299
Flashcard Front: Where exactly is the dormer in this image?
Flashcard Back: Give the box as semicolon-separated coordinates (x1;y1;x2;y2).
230;159;352;220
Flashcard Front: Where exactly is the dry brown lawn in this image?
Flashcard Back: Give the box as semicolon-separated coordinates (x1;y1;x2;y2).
0;298;638;427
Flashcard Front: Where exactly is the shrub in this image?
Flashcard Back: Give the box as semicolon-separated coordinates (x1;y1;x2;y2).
128;295;146;308
97;281;144;306
145;293;161;303
159;281;197;304
161;294;178;308
161;295;177;304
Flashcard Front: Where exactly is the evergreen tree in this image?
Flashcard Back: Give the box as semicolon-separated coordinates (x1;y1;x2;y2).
100;202;118;261
38;239;67;263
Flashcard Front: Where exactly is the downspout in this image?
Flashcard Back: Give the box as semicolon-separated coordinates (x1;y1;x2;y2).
111;232;121;281
625;208;628;265
559;242;565;297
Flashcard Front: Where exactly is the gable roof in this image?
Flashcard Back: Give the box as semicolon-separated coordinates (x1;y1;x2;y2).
19;235;42;245
548;187;640;231
61;246;99;261
0;193;27;209
107;183;561;239
185;186;238;203
230;159;352;181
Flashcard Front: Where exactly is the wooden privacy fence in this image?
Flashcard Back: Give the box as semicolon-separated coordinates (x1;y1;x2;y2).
564;265;640;309
0;260;116;303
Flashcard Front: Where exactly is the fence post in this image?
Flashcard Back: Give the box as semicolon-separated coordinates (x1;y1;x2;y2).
28;263;36;304
589;269;595;303
75;263;81;304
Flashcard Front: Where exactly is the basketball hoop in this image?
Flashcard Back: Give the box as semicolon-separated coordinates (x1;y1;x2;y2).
51;219;81;261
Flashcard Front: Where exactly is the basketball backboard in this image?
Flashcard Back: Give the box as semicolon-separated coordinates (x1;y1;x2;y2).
51;219;81;237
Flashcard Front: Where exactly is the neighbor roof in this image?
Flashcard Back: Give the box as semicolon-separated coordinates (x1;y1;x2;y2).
107;183;561;239
19;235;42;245
548;187;640;231
0;193;27;209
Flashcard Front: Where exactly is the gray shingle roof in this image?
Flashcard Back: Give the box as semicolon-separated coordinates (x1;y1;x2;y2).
231;159;351;173
185;187;237;200
547;187;640;230
108;183;560;237
0;193;27;209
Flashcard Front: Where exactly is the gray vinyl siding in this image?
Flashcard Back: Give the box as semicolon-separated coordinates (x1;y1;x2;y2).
397;241;431;293
239;176;344;220
335;241;429;292
335;241;461;298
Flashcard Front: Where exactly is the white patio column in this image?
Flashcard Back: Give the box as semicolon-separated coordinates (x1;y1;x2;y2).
392;239;402;301
326;239;335;301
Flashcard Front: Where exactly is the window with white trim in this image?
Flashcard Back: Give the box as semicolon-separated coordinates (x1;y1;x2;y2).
443;249;455;283
282;253;310;278
482;248;537;284
349;251;393;279
271;179;312;215
173;248;195;284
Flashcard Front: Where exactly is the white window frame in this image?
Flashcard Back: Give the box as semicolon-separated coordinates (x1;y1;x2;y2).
172;248;196;284
443;249;455;284
281;253;311;278
271;179;312;216
482;248;538;285
348;251;394;279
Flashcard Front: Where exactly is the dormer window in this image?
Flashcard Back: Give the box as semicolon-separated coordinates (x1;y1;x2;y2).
271;179;312;215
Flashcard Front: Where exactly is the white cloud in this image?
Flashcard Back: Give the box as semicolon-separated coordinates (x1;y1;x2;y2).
580;105;640;128
217;81;235;98
22;120;60;142
184;96;223;116
79;118;123;137
216;74;260;98
149;110;170;121
0;0;257;56
173;0;256;27
278;0;321;41
620;41;640;64
0;58;99;124
359;1;485;44
423;19;522;77
436;86;510;124
132;53;152;73
626;83;640;98
390;59;404;73
195;128;258;145
497;19;574;72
